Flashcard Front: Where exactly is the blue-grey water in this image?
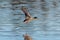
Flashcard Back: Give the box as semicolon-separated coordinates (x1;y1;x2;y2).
0;0;60;40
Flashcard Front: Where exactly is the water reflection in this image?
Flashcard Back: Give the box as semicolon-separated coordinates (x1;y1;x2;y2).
0;0;60;40
40;0;49;11
52;0;58;8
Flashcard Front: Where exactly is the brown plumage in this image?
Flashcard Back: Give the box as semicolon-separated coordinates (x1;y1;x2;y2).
23;34;32;40
21;7;37;23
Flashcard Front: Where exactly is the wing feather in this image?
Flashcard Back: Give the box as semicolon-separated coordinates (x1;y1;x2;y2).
22;7;31;18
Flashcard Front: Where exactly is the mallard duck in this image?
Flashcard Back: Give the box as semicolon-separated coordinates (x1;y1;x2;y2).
21;7;37;23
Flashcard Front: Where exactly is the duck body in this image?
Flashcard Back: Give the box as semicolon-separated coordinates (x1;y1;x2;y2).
23;17;34;23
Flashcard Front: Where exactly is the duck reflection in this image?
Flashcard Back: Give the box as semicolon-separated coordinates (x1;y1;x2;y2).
23;33;32;40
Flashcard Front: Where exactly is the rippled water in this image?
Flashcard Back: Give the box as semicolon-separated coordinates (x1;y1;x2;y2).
0;0;60;40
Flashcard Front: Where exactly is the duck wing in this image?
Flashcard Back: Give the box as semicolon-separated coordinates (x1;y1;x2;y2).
22;7;31;18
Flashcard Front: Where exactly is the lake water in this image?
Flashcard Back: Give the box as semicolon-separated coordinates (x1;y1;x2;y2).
0;0;60;40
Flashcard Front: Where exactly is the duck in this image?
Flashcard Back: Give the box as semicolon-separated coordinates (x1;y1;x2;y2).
21;7;37;23
23;33;32;40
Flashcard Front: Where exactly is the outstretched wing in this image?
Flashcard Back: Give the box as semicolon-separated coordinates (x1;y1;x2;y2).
22;7;31;18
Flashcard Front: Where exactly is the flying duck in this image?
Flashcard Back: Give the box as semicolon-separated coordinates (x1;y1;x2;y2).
21;7;37;23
